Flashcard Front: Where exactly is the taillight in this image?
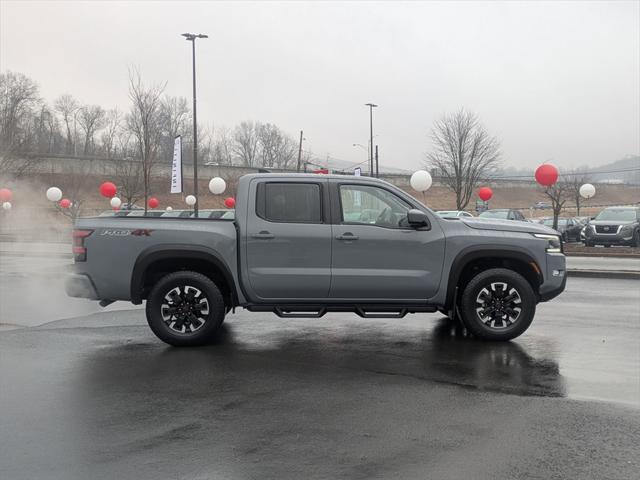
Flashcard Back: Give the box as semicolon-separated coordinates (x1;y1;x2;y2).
72;229;93;262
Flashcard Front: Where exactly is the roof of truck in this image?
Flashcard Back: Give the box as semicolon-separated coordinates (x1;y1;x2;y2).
242;172;390;182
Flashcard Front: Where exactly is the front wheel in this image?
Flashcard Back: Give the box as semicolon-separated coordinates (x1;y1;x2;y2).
146;271;226;346
459;268;536;341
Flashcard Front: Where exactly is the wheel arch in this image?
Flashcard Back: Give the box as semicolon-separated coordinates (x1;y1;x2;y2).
131;244;238;307
445;246;543;310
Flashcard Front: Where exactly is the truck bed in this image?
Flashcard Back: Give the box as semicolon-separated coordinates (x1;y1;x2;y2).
72;216;239;302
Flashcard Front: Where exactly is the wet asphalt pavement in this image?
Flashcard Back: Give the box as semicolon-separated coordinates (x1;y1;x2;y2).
1;274;639;479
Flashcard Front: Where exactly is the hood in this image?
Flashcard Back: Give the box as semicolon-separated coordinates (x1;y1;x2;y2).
459;217;559;235
589;219;636;226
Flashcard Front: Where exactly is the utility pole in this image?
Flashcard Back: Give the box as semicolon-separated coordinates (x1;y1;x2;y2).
365;103;377;176
375;144;379;178
182;32;208;217
297;130;303;172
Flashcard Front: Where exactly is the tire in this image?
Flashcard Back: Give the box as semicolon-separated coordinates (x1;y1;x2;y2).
604;244;611;248
145;271;226;347
562;232;569;243
459;268;536;341
632;231;640;248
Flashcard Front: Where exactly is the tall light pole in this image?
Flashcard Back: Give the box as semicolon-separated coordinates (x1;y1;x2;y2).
182;32;208;217
365;103;377;177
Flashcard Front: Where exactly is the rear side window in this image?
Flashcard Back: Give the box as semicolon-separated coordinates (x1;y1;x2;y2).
256;182;322;223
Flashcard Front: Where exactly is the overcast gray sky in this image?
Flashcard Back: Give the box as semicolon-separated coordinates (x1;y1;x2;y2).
1;0;638;171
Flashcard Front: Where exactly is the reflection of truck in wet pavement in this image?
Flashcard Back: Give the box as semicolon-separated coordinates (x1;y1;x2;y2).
66;174;566;346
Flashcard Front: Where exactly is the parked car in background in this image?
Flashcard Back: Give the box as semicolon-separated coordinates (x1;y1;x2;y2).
436;210;474;218
533;202;551;210
583;206;640;247
478;209;527;221
538;217;583;242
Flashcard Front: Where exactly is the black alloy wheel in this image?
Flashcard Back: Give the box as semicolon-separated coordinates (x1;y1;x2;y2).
146;271;225;346
460;268;536;341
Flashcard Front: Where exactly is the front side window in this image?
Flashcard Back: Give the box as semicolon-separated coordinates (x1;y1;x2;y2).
257;182;322;223
339;185;411;228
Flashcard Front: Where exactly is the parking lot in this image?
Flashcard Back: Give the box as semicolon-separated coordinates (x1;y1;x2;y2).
1;250;638;479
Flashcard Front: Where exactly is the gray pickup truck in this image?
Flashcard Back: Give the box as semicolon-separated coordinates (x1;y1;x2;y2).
66;173;566;346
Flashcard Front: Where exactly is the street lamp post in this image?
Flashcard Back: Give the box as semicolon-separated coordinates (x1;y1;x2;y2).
365;103;377;177
182;32;208;217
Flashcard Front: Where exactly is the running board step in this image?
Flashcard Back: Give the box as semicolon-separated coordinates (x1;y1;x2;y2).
246;304;436;319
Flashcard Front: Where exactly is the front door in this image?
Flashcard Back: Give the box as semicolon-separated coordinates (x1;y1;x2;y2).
245;180;331;300
330;183;445;301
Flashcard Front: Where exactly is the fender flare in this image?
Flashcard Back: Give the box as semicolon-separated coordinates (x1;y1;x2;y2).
130;244;238;305
445;245;541;309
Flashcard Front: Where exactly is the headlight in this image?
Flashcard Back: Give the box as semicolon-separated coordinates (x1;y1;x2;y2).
533;233;562;253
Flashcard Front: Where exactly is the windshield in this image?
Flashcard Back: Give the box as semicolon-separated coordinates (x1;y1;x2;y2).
595;209;637;221
543;218;567;226
479;210;509;219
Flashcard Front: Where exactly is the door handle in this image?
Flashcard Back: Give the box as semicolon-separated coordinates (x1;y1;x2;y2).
252;231;275;239
336;233;359;241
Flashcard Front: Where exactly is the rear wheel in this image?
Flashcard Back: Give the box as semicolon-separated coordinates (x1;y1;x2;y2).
459;268;536;341
632;230;640;247
146;271;225;346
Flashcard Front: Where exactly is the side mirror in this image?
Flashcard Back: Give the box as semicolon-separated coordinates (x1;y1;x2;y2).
407;209;429;228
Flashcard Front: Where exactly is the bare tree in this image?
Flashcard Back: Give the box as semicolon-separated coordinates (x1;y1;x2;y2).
159;95;190;158
0;71;40;151
100;108;122;158
542;182;572;231
55;161;93;221
111;156;145;207
233;121;260;167
126;68;166;214
426;109;501;210
564;169;591;216
78;105;105;155
54;94;80;154
257;123;297;169
211;126;235;166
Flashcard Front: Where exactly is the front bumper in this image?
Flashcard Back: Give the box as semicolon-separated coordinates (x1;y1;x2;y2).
585;234;633;245
538;253;566;302
65;273;99;300
584;227;634;245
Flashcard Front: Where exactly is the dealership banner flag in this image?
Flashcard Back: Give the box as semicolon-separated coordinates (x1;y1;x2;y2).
170;136;183;193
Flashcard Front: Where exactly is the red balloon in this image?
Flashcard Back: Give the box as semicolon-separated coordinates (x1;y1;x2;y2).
148;197;159;209
99;181;117;198
478;187;493;202
535;164;559;186
0;188;12;202
59;198;71;209
224;197;236;208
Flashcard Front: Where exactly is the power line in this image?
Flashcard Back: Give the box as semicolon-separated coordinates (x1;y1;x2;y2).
491;167;640;180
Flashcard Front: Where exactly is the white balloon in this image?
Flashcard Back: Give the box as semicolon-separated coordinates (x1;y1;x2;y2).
2;201;11;211
185;195;197;206
46;187;63;202
166;206;173;212
110;197;122;208
209;177;226;195
410;170;433;192
579;183;596;199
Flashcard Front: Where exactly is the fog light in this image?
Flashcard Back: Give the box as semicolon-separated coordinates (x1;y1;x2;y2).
552;269;564;277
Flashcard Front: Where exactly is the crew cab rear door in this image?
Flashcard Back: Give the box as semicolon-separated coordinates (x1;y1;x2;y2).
244;178;331;300
329;181;445;301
